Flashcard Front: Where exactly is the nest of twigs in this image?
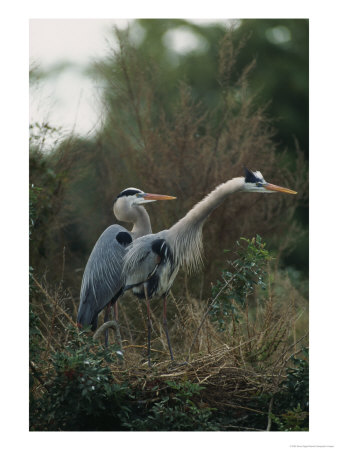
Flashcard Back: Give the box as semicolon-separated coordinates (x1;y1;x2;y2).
103;327;307;415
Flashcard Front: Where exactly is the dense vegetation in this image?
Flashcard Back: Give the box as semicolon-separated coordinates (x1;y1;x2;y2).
30;235;308;431
29;20;308;431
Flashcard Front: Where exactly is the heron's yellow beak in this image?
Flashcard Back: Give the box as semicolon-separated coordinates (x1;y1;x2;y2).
264;183;297;195
142;193;176;200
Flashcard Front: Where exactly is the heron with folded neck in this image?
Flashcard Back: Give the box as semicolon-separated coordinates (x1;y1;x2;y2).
122;168;297;366
77;188;176;345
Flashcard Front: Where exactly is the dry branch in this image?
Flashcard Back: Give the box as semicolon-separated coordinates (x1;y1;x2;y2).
32;275;77;327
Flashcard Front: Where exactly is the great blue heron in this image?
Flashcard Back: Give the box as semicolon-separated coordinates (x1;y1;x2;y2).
77;187;176;343
122;168;297;366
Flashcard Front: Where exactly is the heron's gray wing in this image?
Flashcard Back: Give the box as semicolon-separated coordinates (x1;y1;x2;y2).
77;224;132;329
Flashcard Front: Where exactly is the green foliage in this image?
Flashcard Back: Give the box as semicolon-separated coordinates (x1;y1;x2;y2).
29;152;60;263
29;122;62;153
271;404;309;431
210;235;270;330
129;19;308;157
234;19;309;158
29;124;88;281
236;349;309;431
30;326;218;431
29;184;41;238
124;380;218;431
29;307;43;370
30;327;132;431
271;348;309;431
29;185;42;296
282;348;309;410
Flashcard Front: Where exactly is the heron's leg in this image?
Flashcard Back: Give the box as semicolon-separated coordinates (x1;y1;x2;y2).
104;303;112;347
144;284;151;367
114;302;119;321
112;302;123;354
163;295;174;361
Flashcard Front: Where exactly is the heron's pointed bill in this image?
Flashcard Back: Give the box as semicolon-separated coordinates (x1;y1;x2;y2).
264;183;297;195
142;193;176;201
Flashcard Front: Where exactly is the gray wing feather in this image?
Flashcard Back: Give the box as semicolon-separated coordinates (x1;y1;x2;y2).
77;224;130;328
122;234;163;288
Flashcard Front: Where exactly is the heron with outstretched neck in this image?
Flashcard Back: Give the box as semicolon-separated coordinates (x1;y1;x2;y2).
121;168;297;366
77;188;176;344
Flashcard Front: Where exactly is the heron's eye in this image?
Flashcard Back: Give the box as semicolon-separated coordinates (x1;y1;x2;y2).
256;182;263;187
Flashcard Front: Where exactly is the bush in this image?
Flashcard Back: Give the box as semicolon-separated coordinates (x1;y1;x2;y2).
124;380;218;431
30;327;131;431
209;235;270;330
271;348;309;431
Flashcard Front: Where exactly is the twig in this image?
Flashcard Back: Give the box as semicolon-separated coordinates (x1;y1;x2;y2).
169;291;185;324
123;344;168;355
29;361;50;392
224;424;264;431
284;346;309;364
218;402;267;416
43;293;57;361
119;302;134;343
60;246;66;287
274;332;308;369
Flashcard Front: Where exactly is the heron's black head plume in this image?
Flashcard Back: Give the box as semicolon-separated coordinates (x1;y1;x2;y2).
116;188;143;199
244;167;260;183
114;188;143;203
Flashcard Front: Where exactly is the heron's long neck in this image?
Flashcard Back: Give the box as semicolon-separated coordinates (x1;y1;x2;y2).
167;177;244;272
131;206;152;239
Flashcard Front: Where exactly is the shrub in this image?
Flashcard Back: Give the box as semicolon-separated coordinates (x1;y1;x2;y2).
124;380;218;431
209;235;270;330
30;327;131;431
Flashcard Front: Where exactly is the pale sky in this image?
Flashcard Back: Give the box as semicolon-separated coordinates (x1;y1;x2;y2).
29;19;132;138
